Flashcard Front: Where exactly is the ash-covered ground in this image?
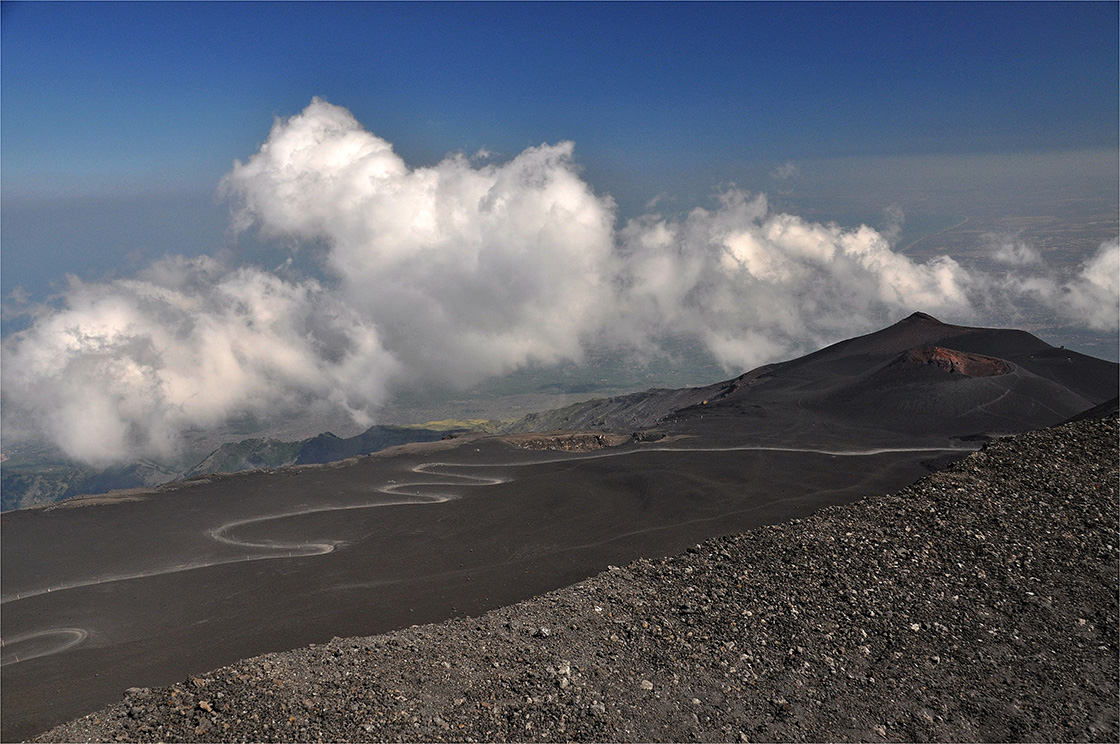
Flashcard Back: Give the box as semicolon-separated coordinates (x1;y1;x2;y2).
38;415;1118;743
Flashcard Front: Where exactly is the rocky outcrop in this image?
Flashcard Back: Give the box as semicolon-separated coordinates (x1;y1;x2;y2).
503;432;631;452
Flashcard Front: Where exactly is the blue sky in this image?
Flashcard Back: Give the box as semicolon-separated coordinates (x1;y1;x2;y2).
4;1;1117;308
2;1;1118;462
4;1;1117;200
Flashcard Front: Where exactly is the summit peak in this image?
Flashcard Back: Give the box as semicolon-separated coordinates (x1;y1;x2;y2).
903;311;944;324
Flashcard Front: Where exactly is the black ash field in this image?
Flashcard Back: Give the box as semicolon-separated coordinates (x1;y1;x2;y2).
34;414;1119;743
3;313;1117;742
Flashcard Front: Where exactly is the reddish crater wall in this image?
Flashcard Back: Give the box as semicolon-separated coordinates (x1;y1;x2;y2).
900;346;1012;377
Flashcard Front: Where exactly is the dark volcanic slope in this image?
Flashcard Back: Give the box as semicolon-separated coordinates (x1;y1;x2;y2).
1;435;949;741
3;314;1116;741
667;312;1118;442
519;313;1118;441
38;415;1118;743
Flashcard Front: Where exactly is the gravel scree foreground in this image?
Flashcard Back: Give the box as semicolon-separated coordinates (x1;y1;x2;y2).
38;415;1119;743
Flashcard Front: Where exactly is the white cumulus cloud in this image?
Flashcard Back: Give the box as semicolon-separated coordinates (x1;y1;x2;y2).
614;191;975;370
221;98;618;387
1;256;397;466
2;98;1116;466
1062;239;1120;331
988;234;1043;266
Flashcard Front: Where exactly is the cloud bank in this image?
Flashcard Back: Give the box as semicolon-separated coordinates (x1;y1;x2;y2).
3;99;1117;464
614;190;977;371
1;256;397;466
1008;238;1120;332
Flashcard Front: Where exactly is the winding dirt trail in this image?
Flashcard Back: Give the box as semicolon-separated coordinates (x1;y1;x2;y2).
0;628;89;668
0;442;966;667
0;461;495;608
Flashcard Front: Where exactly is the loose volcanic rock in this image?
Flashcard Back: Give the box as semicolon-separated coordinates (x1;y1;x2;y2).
503;432;631;452
37;416;1118;743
